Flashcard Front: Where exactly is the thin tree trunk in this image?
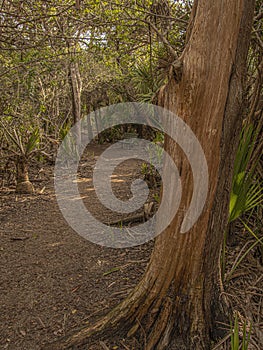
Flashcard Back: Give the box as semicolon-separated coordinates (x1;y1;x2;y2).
69;61;82;146
85;101;94;142
94;109;103;143
43;0;255;349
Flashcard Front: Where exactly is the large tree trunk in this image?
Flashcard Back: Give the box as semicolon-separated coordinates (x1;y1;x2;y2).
43;1;255;349
141;0;255;347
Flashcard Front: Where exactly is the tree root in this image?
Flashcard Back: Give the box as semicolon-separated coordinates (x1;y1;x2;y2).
42;278;171;350
42;306;129;349
42;284;147;350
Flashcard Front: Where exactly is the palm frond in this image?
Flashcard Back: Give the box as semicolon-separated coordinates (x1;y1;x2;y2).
229;123;262;222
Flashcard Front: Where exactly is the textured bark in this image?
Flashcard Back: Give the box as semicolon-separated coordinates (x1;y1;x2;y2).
43;1;255;349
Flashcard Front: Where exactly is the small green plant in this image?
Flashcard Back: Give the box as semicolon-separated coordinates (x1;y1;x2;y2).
231;313;251;350
229;123;263;223
1;121;42;193
153;193;160;203
141;162;150;175
130;60;164;103
221;122;262;281
153;131;164;145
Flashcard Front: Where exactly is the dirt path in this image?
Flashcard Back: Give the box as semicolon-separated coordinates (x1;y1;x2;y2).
0;144;153;349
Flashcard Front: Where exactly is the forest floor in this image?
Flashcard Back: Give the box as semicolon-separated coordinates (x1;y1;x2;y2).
0;143;262;350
